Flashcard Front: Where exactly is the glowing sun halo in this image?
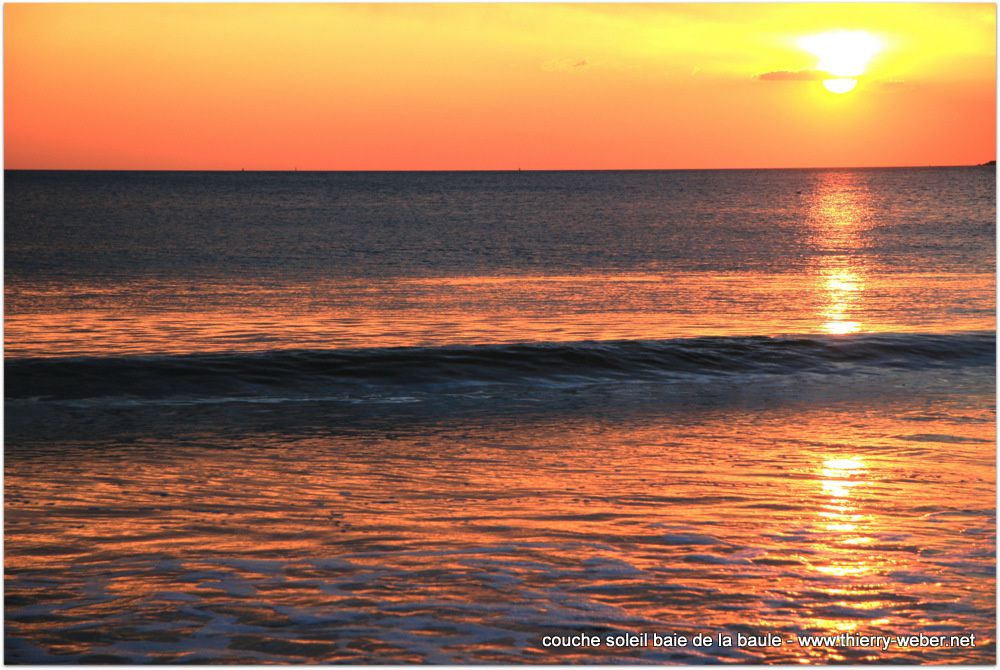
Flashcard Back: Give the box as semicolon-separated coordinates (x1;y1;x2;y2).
799;31;882;94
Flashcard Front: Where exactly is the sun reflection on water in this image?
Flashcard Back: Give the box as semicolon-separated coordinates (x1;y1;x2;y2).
808;173;872;335
809;453;885;628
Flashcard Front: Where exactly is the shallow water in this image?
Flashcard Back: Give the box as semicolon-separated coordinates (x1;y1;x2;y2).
4;167;995;663
5;369;995;663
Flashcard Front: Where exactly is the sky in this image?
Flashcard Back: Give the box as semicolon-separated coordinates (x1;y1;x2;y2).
4;3;996;170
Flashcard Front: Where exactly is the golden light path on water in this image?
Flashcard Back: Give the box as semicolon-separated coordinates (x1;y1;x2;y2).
809;171;870;335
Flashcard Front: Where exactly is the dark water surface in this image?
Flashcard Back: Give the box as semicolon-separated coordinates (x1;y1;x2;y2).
5;168;995;663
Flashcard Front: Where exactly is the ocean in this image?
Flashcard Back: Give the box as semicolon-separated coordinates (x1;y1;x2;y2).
4;167;995;663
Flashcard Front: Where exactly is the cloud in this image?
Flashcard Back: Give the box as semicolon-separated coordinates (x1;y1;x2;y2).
542;57;590;72
756;70;906;88
757;69;825;82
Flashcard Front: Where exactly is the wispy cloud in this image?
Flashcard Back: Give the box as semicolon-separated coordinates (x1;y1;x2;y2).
542;57;590;72
757;69;825;82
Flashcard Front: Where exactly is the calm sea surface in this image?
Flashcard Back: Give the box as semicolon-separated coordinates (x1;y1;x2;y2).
5;168;996;663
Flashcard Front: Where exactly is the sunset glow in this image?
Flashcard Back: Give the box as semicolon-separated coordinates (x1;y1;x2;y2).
4;3;996;170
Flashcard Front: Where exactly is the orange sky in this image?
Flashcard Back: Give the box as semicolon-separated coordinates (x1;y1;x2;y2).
4;3;996;170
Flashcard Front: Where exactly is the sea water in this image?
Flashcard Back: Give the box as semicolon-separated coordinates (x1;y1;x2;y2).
4;167;995;663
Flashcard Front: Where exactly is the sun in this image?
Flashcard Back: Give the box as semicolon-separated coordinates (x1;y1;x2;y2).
799;31;882;94
822;78;858;94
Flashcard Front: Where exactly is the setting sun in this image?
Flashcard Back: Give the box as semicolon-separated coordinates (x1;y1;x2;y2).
822;78;859;94
799;30;883;94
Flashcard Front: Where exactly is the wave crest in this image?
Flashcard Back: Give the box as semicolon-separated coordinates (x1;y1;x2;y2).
6;332;993;403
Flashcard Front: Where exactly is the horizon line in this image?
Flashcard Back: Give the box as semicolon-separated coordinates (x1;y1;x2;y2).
4;162;996;173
